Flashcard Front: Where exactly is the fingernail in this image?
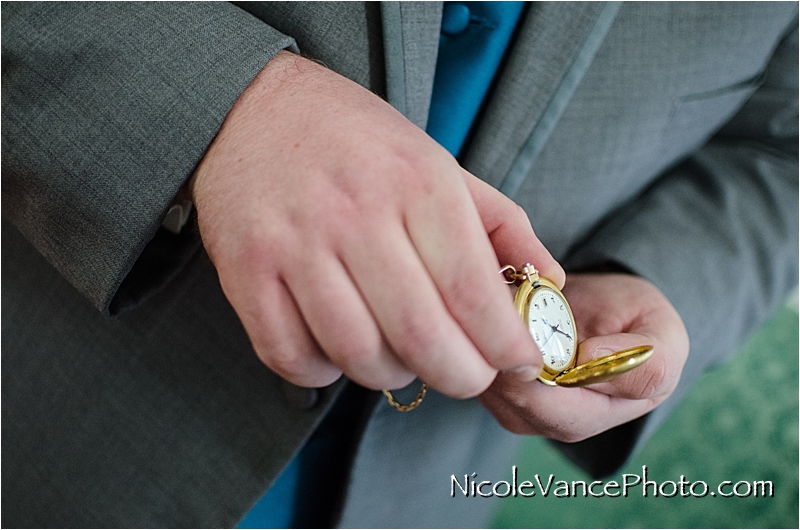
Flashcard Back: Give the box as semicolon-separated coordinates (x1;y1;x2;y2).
506;364;541;382
589;347;615;360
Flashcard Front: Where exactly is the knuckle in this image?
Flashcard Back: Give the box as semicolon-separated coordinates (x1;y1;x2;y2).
260;345;310;381
393;314;445;365
647;353;670;392
390;312;499;399
380;372;419;392
448;374;495;400
327;332;382;368
236;231;290;273
266;348;341;388
446;279;495;318
325;333;417;391
382;151;435;194
301;370;343;388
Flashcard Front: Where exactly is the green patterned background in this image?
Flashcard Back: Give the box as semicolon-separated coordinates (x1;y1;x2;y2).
493;293;799;529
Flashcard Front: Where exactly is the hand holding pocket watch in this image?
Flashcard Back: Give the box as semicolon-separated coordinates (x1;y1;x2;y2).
384;263;653;411
500;263;653;387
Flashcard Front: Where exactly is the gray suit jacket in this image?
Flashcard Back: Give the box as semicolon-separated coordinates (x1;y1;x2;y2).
3;2;797;527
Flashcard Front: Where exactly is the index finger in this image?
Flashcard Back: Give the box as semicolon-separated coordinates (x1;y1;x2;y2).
403;170;545;380
461;170;565;288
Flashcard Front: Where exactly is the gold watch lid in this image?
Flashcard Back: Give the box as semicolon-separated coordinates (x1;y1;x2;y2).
553;345;654;388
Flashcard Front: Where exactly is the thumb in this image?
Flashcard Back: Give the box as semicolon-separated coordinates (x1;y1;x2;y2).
462;170;565;288
574;332;673;401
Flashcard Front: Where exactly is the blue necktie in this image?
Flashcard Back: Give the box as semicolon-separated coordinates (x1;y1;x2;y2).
426;2;526;157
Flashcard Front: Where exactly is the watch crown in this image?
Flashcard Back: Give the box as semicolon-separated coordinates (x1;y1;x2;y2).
523;263;540;285
499;264;541;285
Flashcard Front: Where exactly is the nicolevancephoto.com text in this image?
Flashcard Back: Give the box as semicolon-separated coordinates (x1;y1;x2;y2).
451;466;774;499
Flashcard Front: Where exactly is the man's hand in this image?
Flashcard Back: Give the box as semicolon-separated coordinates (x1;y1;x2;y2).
191;51;563;398
479;273;689;441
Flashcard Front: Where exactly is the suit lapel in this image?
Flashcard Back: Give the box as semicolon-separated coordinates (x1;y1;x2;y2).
462;2;621;195
381;1;442;129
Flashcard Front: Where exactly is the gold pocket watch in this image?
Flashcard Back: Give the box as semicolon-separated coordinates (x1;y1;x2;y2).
501;263;653;387
383;263;654;411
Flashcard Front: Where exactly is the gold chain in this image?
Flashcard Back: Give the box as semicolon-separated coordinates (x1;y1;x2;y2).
383;383;427;412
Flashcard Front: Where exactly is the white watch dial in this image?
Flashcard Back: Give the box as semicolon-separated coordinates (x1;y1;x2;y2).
527;287;576;371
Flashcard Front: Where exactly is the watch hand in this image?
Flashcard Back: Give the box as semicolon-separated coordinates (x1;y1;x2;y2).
541;327;556;348
541;317;566;339
552;324;573;340
543;316;573;341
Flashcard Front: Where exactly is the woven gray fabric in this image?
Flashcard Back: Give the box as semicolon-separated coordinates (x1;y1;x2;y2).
2;2;296;315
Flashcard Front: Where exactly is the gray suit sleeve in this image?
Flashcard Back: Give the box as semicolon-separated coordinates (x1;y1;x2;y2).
566;23;798;428
1;2;296;315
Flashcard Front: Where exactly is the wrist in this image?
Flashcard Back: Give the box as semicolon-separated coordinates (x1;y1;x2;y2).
190;50;323;206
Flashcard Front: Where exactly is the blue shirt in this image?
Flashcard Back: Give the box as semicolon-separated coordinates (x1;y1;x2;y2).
427;2;526;157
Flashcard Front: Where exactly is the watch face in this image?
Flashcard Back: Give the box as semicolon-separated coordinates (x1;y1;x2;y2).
527;287;576;372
